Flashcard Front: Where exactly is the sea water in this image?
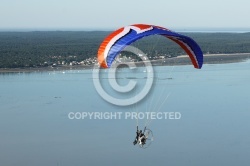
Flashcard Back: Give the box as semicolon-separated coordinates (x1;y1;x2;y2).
0;60;250;166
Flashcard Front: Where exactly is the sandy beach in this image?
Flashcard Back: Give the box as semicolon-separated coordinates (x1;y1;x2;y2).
0;53;249;73
152;53;250;66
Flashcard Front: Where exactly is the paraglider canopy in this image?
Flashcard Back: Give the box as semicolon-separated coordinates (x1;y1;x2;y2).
97;24;203;69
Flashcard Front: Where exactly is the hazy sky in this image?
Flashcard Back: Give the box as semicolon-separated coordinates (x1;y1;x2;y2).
1;0;250;30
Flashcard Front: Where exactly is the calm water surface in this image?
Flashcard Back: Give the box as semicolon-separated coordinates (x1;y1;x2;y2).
0;61;250;166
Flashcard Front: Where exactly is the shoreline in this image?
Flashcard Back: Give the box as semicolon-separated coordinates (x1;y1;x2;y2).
0;53;250;73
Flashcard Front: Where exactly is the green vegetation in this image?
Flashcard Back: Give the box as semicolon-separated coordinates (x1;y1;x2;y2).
0;31;250;68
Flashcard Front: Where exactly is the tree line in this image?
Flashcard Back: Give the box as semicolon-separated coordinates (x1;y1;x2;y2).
0;31;250;68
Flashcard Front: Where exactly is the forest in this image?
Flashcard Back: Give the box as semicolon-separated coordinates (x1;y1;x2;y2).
0;31;250;68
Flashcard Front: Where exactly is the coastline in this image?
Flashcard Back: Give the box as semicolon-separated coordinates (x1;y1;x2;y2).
0;53;250;73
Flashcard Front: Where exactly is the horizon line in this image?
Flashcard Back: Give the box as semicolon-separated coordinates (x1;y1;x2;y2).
1;27;250;33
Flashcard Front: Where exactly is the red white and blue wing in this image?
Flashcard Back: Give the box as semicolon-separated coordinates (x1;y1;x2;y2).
98;24;203;69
